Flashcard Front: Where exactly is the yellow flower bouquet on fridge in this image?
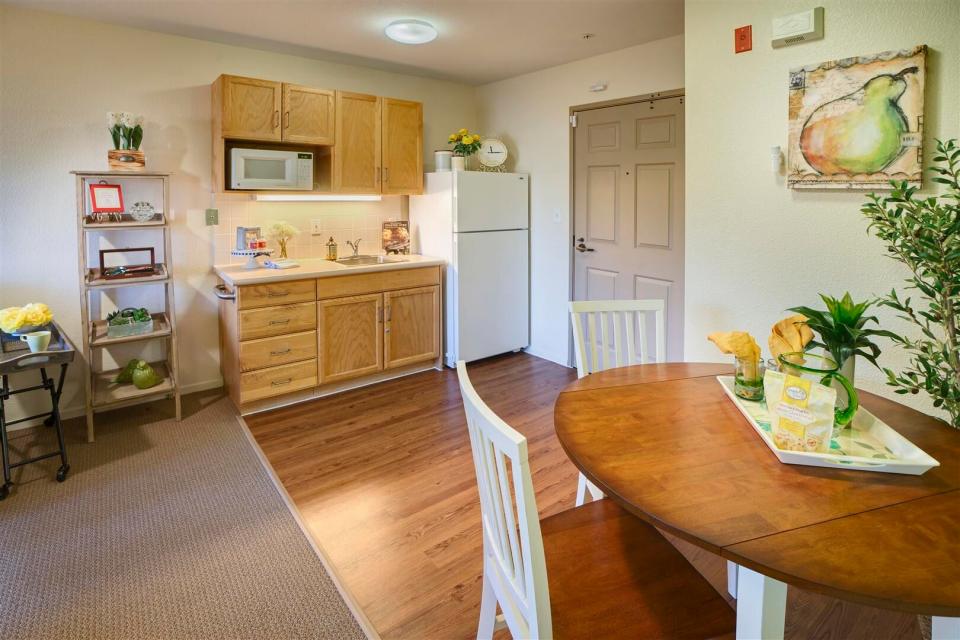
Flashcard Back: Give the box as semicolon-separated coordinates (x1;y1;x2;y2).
448;128;482;157
0;303;53;334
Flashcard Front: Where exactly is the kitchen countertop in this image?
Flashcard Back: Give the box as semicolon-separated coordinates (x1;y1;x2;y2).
214;254;446;286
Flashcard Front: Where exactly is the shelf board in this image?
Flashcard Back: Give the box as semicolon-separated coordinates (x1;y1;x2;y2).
83;215;166;229
92;361;174;409
72;170;172;177
89;312;171;347
86;264;168;288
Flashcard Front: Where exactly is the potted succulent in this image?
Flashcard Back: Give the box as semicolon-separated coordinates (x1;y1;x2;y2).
861;139;960;427
448;128;481;171
106;307;153;338
107;111;145;171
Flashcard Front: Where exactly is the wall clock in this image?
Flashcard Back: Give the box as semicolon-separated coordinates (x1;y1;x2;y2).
478;138;508;172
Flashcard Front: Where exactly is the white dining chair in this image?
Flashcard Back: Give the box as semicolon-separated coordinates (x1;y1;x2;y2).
568;299;665;505
457;361;736;640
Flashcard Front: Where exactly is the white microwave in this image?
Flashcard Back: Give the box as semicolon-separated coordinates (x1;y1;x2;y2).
230;148;313;190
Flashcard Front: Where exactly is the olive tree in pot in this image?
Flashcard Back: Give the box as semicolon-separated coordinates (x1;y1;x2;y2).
861;139;960;427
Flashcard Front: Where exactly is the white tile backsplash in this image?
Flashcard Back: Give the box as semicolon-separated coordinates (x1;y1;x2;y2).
213;195;407;265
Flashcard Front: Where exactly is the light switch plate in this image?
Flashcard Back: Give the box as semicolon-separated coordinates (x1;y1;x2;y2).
205;208;218;226
311;220;324;235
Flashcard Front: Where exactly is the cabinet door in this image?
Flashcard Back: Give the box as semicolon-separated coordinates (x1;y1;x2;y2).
381;98;423;195
318;293;383;383
221;75;282;141
384;285;440;370
282;84;335;145
333;91;381;194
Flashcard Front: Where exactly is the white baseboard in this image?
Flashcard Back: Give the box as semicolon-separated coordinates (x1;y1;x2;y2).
523;345;572;368
5;377;224;432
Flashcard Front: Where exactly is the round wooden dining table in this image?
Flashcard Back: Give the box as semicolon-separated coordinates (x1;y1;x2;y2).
554;363;960;640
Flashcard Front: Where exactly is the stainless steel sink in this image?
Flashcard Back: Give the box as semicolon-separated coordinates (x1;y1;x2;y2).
336;255;408;266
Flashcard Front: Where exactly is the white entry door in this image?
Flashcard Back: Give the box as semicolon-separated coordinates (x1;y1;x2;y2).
572;96;685;361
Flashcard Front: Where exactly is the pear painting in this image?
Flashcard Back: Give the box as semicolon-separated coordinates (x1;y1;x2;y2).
788;45;925;190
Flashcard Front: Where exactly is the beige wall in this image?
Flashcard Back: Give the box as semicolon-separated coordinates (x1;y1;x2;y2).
685;0;959;419
477;35;685;364
0;6;477;423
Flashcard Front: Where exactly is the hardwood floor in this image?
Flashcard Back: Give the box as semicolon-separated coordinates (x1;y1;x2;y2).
245;352;928;640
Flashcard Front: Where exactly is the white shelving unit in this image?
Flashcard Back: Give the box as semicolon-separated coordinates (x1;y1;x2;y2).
73;170;181;442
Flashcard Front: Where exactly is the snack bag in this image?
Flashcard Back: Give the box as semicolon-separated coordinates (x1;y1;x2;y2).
763;369;836;453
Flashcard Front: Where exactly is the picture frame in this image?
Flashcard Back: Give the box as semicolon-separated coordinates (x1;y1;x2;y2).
89;182;125;213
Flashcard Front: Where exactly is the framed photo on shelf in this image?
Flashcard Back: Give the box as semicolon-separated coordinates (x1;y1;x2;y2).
89;182;124;213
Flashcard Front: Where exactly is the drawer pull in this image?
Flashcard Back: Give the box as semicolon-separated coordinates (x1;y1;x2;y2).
271;378;293;387
270;348;292;356
267;290;290;298
268;319;291;325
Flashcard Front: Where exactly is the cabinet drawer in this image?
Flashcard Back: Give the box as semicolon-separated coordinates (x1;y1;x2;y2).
240;302;316;340
238;279;316;309
240;360;317;404
316;266;440;299
239;330;317;372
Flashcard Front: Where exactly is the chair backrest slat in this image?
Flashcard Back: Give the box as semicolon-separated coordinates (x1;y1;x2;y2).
569;299;666;377
457;362;552;639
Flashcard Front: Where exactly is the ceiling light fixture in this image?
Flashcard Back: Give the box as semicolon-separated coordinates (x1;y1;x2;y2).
385;19;438;45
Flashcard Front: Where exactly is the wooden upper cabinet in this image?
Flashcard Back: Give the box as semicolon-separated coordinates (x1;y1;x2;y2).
381;98;424;195
317;293;383;383
334;91;382;194
384;286;440;370
282;84;335;145
220;75;282;141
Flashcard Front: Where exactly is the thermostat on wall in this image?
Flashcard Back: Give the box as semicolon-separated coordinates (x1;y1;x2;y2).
772;7;824;48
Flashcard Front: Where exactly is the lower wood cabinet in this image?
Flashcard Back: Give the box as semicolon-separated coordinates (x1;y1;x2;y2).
318;293;384;383
384;286;440;369
218;266;442;411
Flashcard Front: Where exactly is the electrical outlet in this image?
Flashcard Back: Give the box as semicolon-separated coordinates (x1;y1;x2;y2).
204;208;218;226
311;220;324;235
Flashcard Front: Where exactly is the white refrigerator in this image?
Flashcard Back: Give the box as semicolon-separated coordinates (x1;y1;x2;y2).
410;171;529;367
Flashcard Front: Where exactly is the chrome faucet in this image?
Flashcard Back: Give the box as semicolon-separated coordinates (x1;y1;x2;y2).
345;238;362;256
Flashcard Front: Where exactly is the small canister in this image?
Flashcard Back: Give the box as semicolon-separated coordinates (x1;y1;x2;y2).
325;237;338;261
434;150;453;172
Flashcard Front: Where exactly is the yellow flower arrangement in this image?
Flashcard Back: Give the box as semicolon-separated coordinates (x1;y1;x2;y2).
0;303;53;333
448;128;482;158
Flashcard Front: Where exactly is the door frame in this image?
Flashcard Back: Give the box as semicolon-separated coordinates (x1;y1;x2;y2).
566;87;685;367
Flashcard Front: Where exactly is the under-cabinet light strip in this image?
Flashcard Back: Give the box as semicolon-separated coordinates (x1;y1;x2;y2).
252;194;383;202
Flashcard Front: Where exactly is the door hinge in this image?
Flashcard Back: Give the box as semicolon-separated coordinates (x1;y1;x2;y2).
569;114;578;128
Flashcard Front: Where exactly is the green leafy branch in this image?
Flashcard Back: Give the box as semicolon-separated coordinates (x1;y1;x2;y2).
861;139;960;426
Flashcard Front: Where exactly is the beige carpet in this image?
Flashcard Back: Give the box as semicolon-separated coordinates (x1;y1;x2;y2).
0;394;367;640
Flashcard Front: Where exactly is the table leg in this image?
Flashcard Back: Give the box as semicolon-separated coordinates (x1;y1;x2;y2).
736;566;787;640
932;617;960;640
728;560;739;598
0;375;10;499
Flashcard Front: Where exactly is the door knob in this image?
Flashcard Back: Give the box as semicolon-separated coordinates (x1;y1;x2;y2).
575;237;595;253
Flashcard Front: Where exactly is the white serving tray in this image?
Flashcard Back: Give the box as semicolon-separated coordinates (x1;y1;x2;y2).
717;376;940;475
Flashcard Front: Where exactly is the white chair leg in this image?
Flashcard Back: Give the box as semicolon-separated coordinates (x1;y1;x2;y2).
477;574;497;640
576;473;605;505
575;473;588;507
932;616;960;640
727;560;739;599
735;566;787;640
